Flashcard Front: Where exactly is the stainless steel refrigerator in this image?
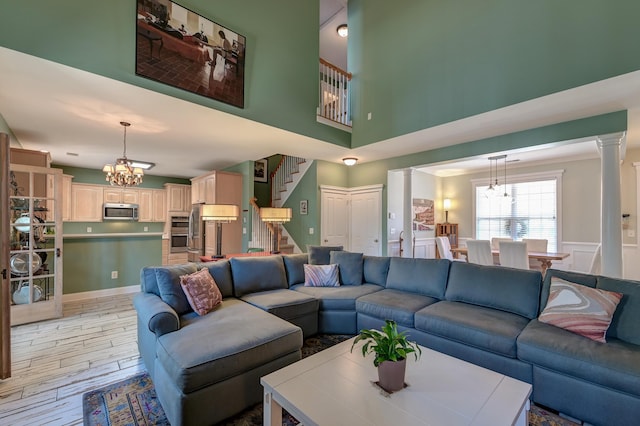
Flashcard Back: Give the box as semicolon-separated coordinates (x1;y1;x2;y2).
187;203;205;262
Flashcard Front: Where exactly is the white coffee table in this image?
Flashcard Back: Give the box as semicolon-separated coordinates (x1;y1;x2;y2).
261;337;531;425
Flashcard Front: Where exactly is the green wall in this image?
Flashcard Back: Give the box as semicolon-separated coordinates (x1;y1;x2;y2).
349;0;640;147
63;236;161;293
224;160;254;252
0;0;350;148
253;154;282;207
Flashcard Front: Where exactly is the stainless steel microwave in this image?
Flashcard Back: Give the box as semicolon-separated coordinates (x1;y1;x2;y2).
103;203;139;221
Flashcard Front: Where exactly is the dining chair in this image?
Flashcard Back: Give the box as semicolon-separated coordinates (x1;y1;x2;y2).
465;240;494;266
523;238;548;253
498;241;530;269
435;236;464;261
491;237;513;250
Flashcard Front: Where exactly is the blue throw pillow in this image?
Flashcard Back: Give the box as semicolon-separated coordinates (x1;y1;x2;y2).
307;245;343;265
329;251;363;285
155;264;198;314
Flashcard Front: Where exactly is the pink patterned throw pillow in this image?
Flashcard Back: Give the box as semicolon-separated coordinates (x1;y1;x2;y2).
539;277;622;343
303;264;340;287
180;268;223;316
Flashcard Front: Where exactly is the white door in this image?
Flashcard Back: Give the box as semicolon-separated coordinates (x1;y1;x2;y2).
350;189;382;255
320;188;349;248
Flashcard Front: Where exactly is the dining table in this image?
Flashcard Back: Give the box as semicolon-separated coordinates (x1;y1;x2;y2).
450;247;570;274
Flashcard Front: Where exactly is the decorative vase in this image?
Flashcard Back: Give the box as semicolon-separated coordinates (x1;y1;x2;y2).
377;358;406;392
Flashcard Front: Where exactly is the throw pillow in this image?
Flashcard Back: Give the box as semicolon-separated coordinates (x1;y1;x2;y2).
329;251;363;285
307;245;343;265
539;277;622;343
180;268;223;316
303;264;340;287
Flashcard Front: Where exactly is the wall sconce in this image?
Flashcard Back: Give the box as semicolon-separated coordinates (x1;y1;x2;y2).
342;157;357;166
202;204;240;258
260;207;292;253
443;198;451;223
337;24;348;37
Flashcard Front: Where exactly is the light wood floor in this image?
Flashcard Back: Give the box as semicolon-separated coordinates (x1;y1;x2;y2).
0;293;143;425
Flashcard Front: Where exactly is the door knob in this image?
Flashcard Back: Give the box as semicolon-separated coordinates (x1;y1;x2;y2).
374;239;379;243
324;239;328;243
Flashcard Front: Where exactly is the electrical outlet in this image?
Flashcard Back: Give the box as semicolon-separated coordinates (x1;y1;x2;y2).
111;271;118;279
309;228;314;235
144;226;149;232
87;227;92;233
243;227;247;235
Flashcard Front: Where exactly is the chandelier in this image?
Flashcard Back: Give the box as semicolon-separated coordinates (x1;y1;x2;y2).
102;121;144;187
486;154;511;199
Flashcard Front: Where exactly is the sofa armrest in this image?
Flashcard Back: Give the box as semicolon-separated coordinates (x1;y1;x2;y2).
133;292;180;337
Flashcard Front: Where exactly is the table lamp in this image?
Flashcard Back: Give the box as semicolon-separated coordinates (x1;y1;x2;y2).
260;207;292;254
202;204;239;258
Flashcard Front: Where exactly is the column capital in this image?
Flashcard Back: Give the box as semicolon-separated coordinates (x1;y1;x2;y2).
596;132;625;149
402;168;415;177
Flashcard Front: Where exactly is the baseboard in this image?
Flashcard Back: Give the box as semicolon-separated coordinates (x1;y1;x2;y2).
63;285;141;302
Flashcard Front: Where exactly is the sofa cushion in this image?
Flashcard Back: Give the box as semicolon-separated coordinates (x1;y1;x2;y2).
195;259;234;298
329;251;363;285
154;264;198;314
539;277;622;343
541;269;597;311
307;245;343;265
597;276;640;345
230;256;288;297
518;319;640;398
180;268;223;316
240;289;319;320
446;262;542;319
363;256;390;286
292;283;383;311
415;301;531;358
385;257;450;299
304;264;340;287
282;253;309;286
356;289;438;328
157;299;302;394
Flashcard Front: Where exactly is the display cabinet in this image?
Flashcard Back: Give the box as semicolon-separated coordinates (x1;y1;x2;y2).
436;223;459;258
9;164;63;325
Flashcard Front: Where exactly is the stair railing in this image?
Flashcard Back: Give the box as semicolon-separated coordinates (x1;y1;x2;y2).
270;155;306;207
318;58;352;127
249;197;273;252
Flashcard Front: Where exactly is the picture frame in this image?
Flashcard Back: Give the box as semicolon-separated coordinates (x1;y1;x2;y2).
300;200;308;215
254;159;268;183
135;0;246;108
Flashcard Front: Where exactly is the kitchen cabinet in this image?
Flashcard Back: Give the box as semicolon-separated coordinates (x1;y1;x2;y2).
71;184;103;222
165;183;190;213
190;171;243;256
138;189;167;222
61;174;73;221
161;239;188;265
104;188;139;204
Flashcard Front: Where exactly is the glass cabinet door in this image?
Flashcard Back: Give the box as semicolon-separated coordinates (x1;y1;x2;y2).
9;164;63;325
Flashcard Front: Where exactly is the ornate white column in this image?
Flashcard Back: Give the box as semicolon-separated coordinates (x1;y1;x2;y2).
597;134;625;278
402;168;414;258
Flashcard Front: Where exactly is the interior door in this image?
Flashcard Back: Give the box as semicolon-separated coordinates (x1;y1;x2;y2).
1;134;11;379
320;188;349;248
9;164;63;325
350;188;382;255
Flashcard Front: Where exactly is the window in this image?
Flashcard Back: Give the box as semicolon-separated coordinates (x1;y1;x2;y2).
473;171;563;252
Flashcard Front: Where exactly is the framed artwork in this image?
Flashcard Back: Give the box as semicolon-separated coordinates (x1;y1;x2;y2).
412;198;434;231
135;0;246;108
300;200;308;215
254;159;268;183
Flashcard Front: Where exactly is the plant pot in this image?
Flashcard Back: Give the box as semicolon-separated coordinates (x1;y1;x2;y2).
377;358;406;392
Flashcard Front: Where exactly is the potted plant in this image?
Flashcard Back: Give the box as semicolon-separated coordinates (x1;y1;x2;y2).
351;319;422;392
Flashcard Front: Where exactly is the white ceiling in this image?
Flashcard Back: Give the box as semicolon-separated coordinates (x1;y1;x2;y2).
319;0;348;71
2;4;640;180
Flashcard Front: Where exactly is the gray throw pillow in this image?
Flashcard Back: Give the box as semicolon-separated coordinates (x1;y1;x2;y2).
155;263;198;314
307;245;343;265
330;251;363;285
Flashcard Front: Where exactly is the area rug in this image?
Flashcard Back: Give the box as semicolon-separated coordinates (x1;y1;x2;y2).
83;334;579;426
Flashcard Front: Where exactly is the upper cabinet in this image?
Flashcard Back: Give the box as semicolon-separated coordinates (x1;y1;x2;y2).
165;183;191;212
104;188;139;204
191;173;217;204
138;189;166;223
71;184;103;222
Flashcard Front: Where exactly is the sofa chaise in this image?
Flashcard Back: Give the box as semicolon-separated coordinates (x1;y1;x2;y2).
134;251;640;426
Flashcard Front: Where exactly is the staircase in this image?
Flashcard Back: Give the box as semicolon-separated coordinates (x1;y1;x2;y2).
249;155;312;253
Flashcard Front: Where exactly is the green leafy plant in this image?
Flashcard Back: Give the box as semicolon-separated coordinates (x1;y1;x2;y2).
351;319;422;367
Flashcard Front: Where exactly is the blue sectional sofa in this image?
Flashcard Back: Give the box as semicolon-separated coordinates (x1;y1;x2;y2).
134;253;640;426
